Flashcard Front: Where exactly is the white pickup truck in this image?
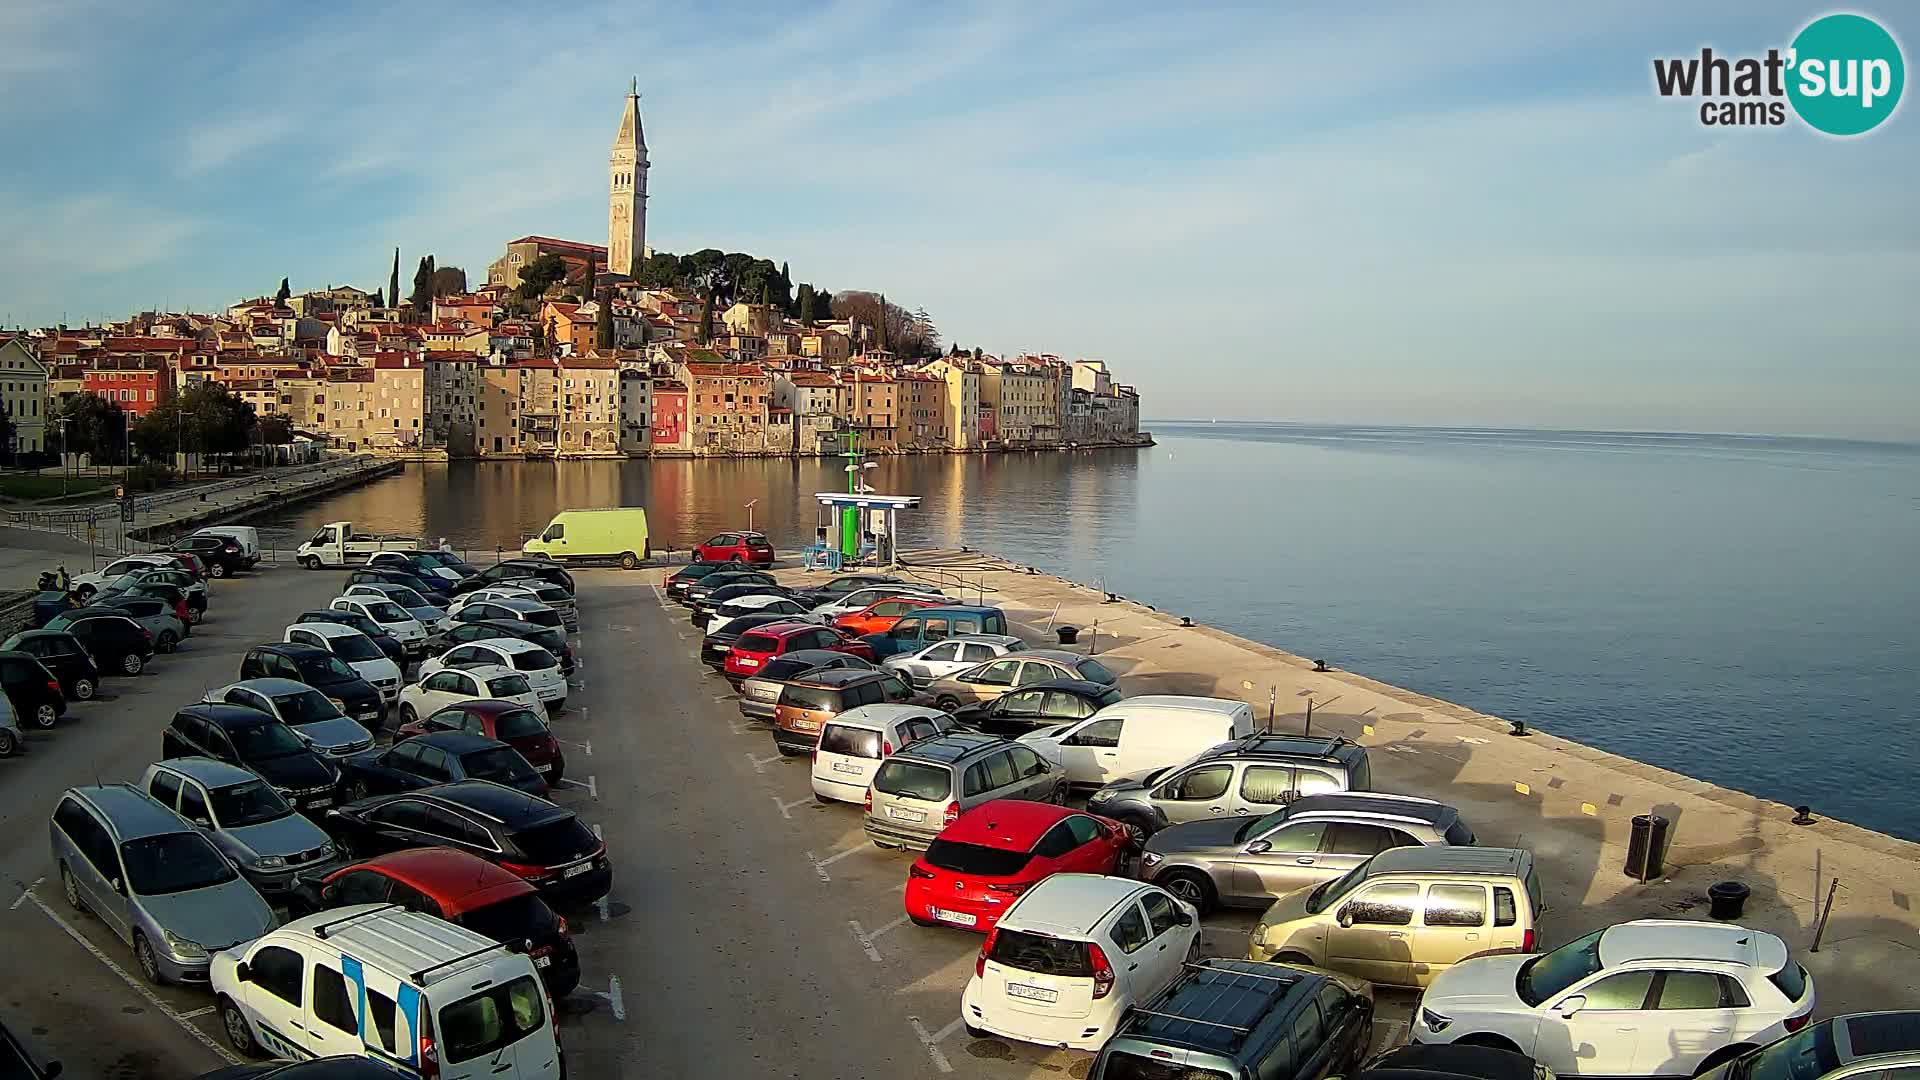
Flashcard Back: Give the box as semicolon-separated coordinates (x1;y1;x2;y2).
295;521;421;568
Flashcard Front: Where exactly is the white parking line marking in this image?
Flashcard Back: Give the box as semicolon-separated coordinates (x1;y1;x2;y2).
595;976;627;1021
805;850;833;883
1386;745;1421;754
816;845;865;868
712;693;736;702
745;751;785;774
591;824;603;840
10;877;42;910
728;721;758;736
604;624;634;633
848;920;883;962
1373;1018;1409;1052
929;1016;965;1043
908;1017;954;1073
179;1006;217;1020
772;795;812;819
865;912;911;941
27;892;241;1064
562;739;593;755
597;896;610;923
560;775;598;798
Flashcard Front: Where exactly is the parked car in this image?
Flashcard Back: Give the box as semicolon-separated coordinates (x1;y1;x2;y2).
160;550;211;579
861;605;1012;659
790;573;917;609
367;548;466;583
682;570;778;611
0;695;21;757
189;525;261;568
1695;1012;1920;1080
738;649;875;721
68;554;179;600
1250;846;1542;988
0;651;65;728
291;609;406;667
1025;695;1263;790
166;534;248;578
701;593;816;636
810;704;966;804
0;1014;61;1079
725;621;874;683
139;758;341;901
1353;1043;1548;1080
323;781;610;904
771;667;917;755
454;558;574;596
866;731;1068;850
392;698;566;782
410;547;477;579
342;581;449;632
1088;732;1374;839
42;609;153;675
807;583;949;620
109;580;201;628
923;650;1118;712
0;629;99;702
447;584;540;614
422;637;567;709
448;597;565;637
491;578;578;631
345;566;452;605
520;506;650;568
162;704;341;813
315;847;580;995
906;800;1134;932
961;873;1199;1050
338;730;548;798
700;612;803;670
952;678;1125;733
397;663;544;724
329;595;428;657
428;618;575;676
689;581;791;627
665;560;736;604
202;679;375;759
1414;919;1817;1079
692;531;775;566
283;623;404;705
1140;793;1477;912
832;596;942;636
103;566;207;621
881;634;1027;688
88;595;188;653
240;643;385;728
1091;958;1375;1080
51;783;276;984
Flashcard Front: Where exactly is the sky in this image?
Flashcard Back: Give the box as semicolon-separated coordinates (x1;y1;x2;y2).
2;1;1915;440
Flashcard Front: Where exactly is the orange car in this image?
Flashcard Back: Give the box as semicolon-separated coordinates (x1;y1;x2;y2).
832;596;941;636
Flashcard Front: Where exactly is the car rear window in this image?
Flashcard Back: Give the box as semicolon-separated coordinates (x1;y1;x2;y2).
925;840;1033;877
510;648;557;672
520;608;563;628
780;685;843;712
819;725;882;758
760;657;818;681
1100;1054;1232;1080
987;929;1091;977
1444;819;1477;846
463;747;538;786
873;760;952;801
437;975;546;1065
510;816;599;865
1075;659;1117;683
1768;961;1809;1001
493;709;548;739
734;633;780;653
455;892;559;943
487;674;532;698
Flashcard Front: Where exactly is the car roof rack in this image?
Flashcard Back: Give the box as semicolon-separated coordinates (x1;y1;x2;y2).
411;938;526;985
1124;959;1304;1054
313;904;403;940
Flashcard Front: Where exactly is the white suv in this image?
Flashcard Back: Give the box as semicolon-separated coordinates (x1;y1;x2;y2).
422;637;567;709
1414;919;1816;1078
961;874;1199;1051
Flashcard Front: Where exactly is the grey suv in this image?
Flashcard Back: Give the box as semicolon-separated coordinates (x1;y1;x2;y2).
1086;734;1374;841
1138;793;1476;912
865;732;1067;850
139;758;342;902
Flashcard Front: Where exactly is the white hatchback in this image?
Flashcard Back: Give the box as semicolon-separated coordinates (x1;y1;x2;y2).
448;585;540;615
330;595;427;656
961;874;1199;1051
283;623;404;703
809;705;965;805
397;662;544;724
1414;919;1816;1078
880;635;1028;689
703;593;818;636
422;638;567;710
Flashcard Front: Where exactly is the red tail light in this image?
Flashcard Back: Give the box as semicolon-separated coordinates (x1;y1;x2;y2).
863;788;873;813
944;801;960;826
882;740;894;756
419;1007;440;1079
909;864;936;880
140;627;152;642
497;860;547;879
1784;1011;1812;1033
555;915;568;934
1088;943;1115;999
45;679;61;695
987;881;1032;895
175;600;190;622
977;927;999;977
1522;928;1537;952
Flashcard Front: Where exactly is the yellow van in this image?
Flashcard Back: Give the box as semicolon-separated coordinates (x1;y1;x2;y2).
521;507;650;568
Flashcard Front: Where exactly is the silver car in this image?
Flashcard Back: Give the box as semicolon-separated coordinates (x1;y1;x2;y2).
497;578;579;631
51;784;276;984
1137;792;1474;912
139;758;342;902
93;595;189;653
737;648;875;721
202;678;374;758
879;634;1027;689
865;731;1067;851
344;582;450;633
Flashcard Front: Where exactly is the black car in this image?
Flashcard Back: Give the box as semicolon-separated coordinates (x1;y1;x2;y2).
338;731;548;799
0;629;101;703
292;610;407;667
324;781;610;905
790;573;907;608
162;703;341;812
166;534;249;577
1;1015;62;1080
454;559;575;596
239;643;385;725
683;570;778;609
952;678;1127;733
345;566;452;600
429;618;575;675
42;610;152;675
0;651;66;729
700;612;799;669
665;561;737;604
1354;1044;1547;1080
689;580;791;625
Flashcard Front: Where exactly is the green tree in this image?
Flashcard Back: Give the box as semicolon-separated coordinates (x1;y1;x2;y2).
372;287;385;308
429;265;467;298
410;255;436;311
595;292;614;352
516;254;569;300
57;393;128;464
275;277;291;303
259;414;293;445
0;406;15;463
389;248;401;310
134;383;255;467
581;255;595;300
797;284;816;327
698;289;714;345
778;261;793;314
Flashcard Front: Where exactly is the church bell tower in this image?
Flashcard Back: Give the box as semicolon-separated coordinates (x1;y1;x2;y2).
608;78;649;278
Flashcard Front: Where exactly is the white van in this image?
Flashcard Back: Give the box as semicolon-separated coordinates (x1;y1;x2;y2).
809;704;964;805
212;904;563;1079
1018;696;1256;789
193;526;262;568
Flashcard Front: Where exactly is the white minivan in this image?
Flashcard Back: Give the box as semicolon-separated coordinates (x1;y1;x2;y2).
1018;696;1256;789
809;704;965;805
213;904;563;1078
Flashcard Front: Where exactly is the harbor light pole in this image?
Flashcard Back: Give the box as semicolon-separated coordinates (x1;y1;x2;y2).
744;498;757;533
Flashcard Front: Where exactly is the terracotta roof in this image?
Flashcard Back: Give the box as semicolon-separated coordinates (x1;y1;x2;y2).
560;356;618;370
508;358;558;370
684;361;767;379
373;356;420;369
505;235;608;257
786;372;840;388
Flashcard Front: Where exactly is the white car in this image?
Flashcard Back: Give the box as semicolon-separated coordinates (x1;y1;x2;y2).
397;662;544;724
448;585;540;615
808;584;948;619
809;704;965;804
329;595;428;656
69;554;178;599
880;635;1028;688
1414;919;1816;1078
961;874;1199;1051
283;622;404;704
703;594;818;636
421;638;567;710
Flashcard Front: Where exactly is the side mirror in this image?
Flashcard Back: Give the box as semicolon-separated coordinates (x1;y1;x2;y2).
233;961;252;984
110;878;126;896
1177;910;1195;927
1245;840;1273;855
1556;995;1587;1019
192;817;211;828
1336;905;1355;928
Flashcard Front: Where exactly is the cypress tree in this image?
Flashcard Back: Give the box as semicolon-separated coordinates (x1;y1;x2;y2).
275;277;290;303
798;284;815;328
698;289;714;345
595;291;614;352
389;249;400;310
877;293;889;351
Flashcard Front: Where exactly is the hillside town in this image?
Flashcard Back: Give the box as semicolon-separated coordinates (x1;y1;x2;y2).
0;84;1145;465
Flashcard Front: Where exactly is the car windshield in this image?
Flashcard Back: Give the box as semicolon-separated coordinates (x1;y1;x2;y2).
1735;1021;1839;1080
873;760;952;801
735;633;780;653
274;690;344;726
232;721;307;759
525;628;566;653
511;816;598;864
120;833;238;895
210;779;292;827
519;607;563;628
462;747;538;784
298;654;360;682
1305;860;1372;914
1075;659;1118;684
330;634;382;662
510;648;557;672
987;928;1092;976
924;840;1033;877
414;551;461;569
455;892;560;943
487;674;532;697
1101;1054;1232;1080
1517;928;1606;1006
760;657;820;681
364;601;409;623
384;586;429;608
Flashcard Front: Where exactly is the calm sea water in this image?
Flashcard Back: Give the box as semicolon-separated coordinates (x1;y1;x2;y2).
255;425;1920;839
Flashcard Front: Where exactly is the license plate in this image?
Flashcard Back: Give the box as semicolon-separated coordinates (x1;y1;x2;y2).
887;806;925;822
541;764;557;775
932;908;977;927
562;862;592;879
1005;983;1058;1003
538;687;562;700
535;955;552;969
357;710;379;721
736;658;758;668
303;797;334;810
831;761;864;775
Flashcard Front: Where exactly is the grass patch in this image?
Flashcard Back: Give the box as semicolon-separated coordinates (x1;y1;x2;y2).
0;473;115;500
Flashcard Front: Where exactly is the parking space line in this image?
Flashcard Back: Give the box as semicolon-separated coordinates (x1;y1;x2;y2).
807;844;867;882
26;891;240;1065
595;976;627;1021
865;912;911;941
848;920;883;962
179;1006;217;1020
711;693;736;702
10;877;42;910
771;795;812;819
745;751;785;774
560;775;598;798
907;1017;954;1073
728;721;759;736
928;1016;965;1043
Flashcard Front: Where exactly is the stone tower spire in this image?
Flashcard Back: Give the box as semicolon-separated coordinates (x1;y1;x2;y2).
608;79;649;278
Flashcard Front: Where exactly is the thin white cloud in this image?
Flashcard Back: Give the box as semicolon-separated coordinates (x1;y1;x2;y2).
183;114;294;175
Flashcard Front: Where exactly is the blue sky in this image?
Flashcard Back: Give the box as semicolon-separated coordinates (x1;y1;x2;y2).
3;1;1915;438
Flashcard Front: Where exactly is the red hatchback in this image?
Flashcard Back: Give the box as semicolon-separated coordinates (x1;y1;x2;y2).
904;800;1132;933
391;698;568;782
693;531;776;566
723;621;875;681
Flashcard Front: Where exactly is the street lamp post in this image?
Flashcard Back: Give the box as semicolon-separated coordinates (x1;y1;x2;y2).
744;498;758;533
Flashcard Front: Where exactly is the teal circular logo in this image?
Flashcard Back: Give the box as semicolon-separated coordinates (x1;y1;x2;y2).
1788;13;1905;135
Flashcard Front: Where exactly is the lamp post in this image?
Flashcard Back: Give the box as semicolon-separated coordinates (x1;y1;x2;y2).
744;498;757;533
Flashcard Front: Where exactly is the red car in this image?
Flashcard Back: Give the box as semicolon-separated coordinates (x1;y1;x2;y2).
391;698;568;782
723;621;875;681
904;800;1132;933
315;847;580;995
832;596;941;636
160;551;209;579
693;531;776;566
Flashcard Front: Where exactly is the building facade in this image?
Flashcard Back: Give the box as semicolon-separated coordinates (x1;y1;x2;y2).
607;80;650;277
559;355;620;456
0;338;49;455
